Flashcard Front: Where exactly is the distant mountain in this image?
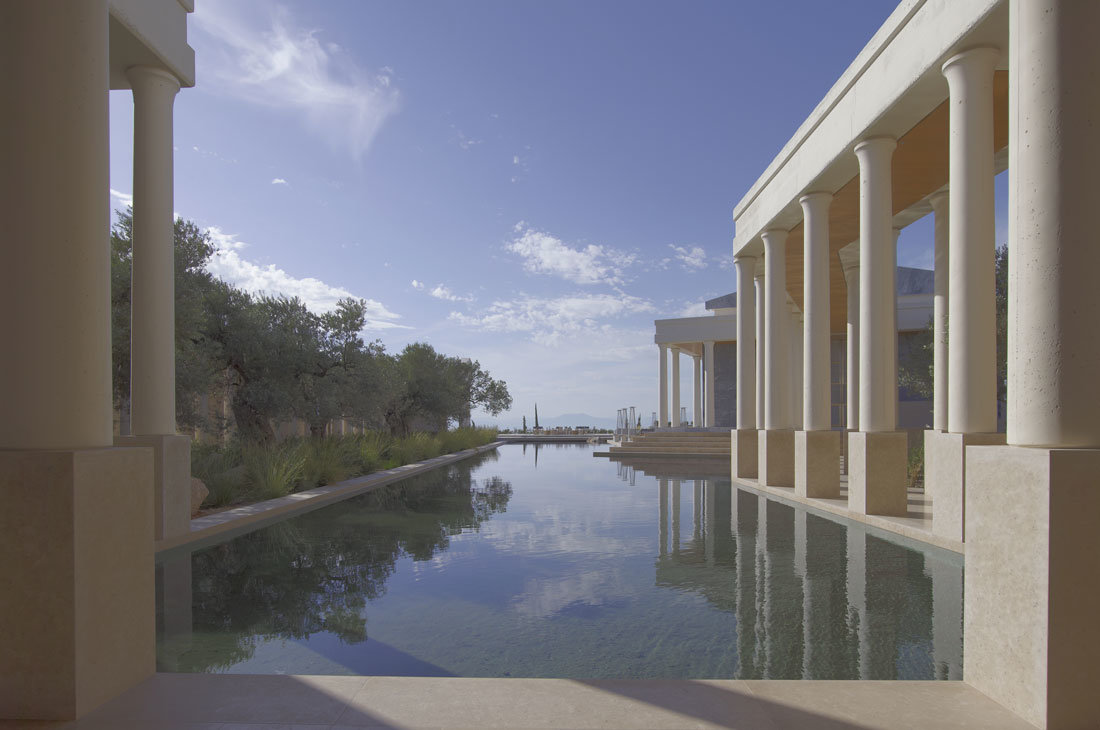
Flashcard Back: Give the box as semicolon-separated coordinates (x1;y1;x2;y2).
475;412;617;430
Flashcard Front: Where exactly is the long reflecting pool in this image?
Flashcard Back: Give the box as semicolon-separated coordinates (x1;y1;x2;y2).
156;443;963;679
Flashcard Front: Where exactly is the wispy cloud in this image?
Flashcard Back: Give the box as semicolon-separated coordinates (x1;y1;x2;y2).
193;2;400;160
668;244;708;270
429;284;475;303
506;224;636;286
205;226;408;330
449;292;654;345
678;300;710;317
410;279;425;290
451;126;481;150
271;177;289;185
110;189;133;208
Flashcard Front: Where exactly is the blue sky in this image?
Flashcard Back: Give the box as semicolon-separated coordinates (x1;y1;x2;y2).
108;1;1006;427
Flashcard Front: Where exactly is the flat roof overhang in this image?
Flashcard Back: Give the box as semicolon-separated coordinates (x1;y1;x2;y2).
730;0;1009;335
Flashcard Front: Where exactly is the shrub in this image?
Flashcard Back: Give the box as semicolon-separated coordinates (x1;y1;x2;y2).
300;436;361;490
353;430;393;474
907;440;924;490
242;440;306;501
389;432;442;465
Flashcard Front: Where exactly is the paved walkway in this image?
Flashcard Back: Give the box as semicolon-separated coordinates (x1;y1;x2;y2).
1;675;1035;729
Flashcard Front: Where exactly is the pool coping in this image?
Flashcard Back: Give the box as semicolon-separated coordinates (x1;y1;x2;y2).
155;440;505;555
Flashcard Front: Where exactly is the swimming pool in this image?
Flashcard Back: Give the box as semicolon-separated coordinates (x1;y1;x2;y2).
156;442;963;680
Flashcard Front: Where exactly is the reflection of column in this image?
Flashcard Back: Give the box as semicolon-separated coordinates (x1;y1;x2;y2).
755;495;771;676
671;479;681;555
794;511;810;679
693;479;702;542
847;529;871;679
929;557;963;680
734;489;759;678
704;480;715;568
157;553;193;671
658;479;669;557
671;348;681;427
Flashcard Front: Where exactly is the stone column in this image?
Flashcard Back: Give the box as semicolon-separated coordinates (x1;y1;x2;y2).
796;193;840;497
843;260;860;433
849;137;907;516
733;255;758;477
671;347;681;427
128;66;180;436
925;191;950;532
930;191;950;431
703;341;716;428
758;229;793;487
931;48;1006;542
658;344;668;427
966;3;1100;727
754;267;766;431
118;66;191;542
0;1;155;719
692;355;702;426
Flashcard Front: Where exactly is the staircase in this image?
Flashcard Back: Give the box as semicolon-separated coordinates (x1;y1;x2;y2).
608;430;731;458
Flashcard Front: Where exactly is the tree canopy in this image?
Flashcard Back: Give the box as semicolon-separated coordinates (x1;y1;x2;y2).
110;208;511;442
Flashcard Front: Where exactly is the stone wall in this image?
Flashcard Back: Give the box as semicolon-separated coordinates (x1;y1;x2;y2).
713;342;737;427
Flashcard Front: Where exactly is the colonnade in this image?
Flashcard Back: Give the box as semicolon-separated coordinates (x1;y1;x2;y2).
656;344;715;427
1;1;192;717
732;47;1007;519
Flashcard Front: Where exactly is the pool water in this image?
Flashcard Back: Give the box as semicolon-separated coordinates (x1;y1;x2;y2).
156;443;964;680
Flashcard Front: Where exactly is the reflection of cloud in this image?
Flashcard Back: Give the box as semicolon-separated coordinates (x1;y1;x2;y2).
512;569;637;619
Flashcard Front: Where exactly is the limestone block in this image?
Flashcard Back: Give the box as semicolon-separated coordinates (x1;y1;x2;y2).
847;431;907;516
757;429;794;488
794;429;840;498
731;429;758;479
965;446;1100;730
190;477;208;517
0;447;155;719
116;433;191;540
926;431;1005;542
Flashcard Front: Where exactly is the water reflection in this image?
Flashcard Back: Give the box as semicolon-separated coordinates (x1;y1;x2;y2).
158;445;962;680
157;452;512;672
654;480;963;680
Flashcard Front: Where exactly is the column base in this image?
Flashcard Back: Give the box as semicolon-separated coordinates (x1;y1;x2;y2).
795;430;840;498
925;430;1006;541
0;447;155;720
965;446;1100;730
847;431;908;516
757;429;794;487
731;429;758;479
117;434;191;540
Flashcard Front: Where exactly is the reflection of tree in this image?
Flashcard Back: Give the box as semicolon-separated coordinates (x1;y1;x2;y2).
162;453;511;672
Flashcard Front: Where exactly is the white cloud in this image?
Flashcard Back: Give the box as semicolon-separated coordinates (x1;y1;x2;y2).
429;284;474;303
451;127;481;150
449;292;654;345
193;3;400;160
668;244;708;270
110;189;133;208
506;225;635;286
678;300;710;317
410;279;425;290
204;226;408;330
271;177;288;185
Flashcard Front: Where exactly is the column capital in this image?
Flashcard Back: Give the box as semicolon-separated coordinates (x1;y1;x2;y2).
798;190;834;208
854;136;897;158
126;65;182;96
941;46;1000;79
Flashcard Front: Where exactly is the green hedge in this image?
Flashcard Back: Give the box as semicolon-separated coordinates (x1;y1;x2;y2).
191;427;498;510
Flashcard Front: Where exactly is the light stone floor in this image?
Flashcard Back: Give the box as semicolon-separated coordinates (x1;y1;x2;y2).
0;675;1037;729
